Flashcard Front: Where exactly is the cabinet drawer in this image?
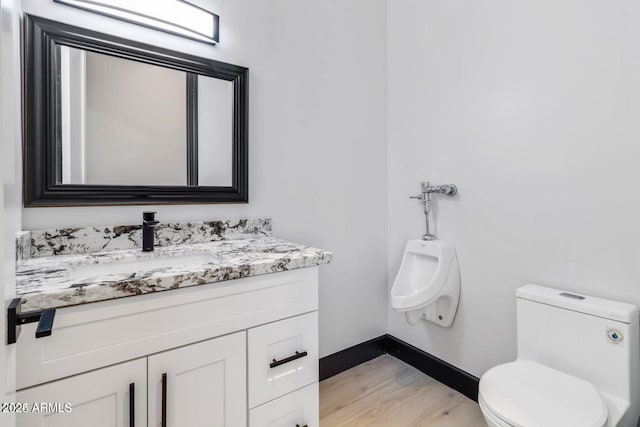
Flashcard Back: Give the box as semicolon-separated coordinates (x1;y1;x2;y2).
248;312;318;408
249;382;319;427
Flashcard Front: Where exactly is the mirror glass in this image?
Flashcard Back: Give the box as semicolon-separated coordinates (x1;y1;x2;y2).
197;75;233;186
58;46;233;186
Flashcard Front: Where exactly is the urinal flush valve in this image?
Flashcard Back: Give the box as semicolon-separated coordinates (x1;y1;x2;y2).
409;181;458;241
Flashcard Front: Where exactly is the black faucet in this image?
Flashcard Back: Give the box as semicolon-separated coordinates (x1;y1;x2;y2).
142;211;159;252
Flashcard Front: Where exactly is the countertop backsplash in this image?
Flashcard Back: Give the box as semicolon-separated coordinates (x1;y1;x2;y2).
19;218;272;260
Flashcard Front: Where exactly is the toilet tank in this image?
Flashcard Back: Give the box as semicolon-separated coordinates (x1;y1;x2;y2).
516;285;639;406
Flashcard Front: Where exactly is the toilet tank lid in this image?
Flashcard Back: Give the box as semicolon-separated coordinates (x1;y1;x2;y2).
517;284;639;324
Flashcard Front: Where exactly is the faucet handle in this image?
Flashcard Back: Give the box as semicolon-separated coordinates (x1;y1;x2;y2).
409;194;424;200
143;211;159;226
143;211;157;222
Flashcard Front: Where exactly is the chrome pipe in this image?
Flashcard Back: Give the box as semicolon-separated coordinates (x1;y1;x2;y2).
409;181;457;240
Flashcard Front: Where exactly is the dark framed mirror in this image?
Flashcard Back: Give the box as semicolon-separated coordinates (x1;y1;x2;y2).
23;14;248;206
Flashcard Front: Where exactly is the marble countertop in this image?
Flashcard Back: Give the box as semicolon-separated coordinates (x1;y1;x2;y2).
16;237;332;311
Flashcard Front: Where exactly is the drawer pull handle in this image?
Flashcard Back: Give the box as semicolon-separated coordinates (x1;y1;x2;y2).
270;351;308;368
161;373;167;427
296;424;308;427
129;383;135;427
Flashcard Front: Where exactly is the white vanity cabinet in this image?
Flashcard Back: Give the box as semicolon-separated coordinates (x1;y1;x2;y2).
14;267;320;427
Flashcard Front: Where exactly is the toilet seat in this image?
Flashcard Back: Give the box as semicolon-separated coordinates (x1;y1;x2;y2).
479;360;608;427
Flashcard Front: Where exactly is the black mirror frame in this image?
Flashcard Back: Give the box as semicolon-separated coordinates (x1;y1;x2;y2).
23;14;248;207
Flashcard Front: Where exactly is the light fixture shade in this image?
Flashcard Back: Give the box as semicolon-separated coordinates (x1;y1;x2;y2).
53;0;219;44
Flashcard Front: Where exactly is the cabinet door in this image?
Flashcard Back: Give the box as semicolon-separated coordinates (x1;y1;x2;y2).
148;331;246;427
16;358;146;427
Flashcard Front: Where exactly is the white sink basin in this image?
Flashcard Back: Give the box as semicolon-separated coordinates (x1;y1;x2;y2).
72;253;216;280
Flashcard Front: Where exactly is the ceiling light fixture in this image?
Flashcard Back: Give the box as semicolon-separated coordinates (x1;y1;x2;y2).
53;0;219;44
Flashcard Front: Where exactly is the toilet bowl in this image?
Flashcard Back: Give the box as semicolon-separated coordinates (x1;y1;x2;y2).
478;285;640;427
390;239;460;327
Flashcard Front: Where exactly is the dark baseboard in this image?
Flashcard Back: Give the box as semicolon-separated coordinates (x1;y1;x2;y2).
319;334;479;402
383;335;479;401
319;335;388;381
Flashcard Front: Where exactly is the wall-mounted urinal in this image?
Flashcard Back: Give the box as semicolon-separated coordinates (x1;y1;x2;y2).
391;239;461;327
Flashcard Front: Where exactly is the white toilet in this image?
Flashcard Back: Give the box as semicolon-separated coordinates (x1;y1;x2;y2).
479;285;640;427
390;239;460;327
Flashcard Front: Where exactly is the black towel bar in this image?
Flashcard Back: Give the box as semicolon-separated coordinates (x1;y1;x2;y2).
7;298;56;344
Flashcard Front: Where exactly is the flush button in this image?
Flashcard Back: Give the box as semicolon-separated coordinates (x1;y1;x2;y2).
559;292;585;300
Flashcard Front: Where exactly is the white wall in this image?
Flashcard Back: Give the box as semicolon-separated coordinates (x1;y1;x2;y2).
1;0;23;422
388;0;640;377
21;0;388;357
